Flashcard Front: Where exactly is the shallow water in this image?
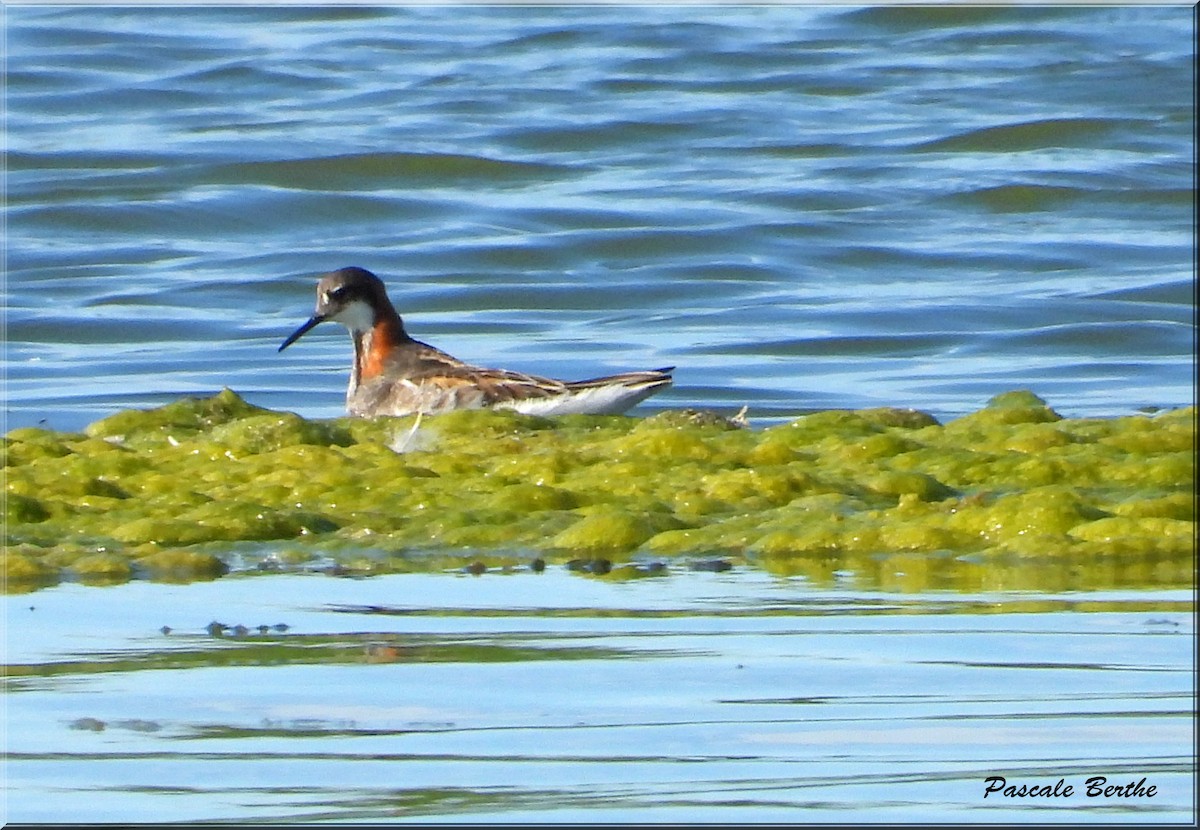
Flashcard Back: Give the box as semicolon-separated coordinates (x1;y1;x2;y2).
4;572;1194;823
4;5;1195;432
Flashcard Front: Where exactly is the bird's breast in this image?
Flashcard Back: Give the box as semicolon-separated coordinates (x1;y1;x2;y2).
359;321;404;381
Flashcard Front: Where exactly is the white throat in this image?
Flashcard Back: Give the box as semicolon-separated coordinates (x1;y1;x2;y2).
328;298;375;335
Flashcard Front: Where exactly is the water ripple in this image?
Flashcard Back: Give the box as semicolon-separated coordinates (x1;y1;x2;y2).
4;5;1193;431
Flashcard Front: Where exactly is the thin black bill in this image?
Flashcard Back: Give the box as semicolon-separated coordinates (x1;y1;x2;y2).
278;314;325;352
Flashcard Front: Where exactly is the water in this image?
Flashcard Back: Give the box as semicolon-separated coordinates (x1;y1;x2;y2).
3;6;1196;824
5;574;1194;823
4;6;1194;433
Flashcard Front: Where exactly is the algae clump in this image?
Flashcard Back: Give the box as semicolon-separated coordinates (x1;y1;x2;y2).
4;389;1193;593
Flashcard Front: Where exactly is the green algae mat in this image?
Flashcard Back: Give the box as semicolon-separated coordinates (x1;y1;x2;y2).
3;389;1193;593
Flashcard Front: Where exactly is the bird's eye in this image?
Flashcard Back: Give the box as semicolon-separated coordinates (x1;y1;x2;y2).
327;286;348;303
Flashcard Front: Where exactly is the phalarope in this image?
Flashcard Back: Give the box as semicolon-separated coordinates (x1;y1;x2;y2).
279;267;674;417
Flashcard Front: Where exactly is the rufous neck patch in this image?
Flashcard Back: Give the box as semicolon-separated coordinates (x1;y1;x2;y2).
360;319;404;381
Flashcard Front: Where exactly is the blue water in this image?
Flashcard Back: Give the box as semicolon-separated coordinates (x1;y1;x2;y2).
4;5;1194;434
4;574;1194;823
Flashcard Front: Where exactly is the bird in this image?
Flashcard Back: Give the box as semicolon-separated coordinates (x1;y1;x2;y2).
278;266;674;418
